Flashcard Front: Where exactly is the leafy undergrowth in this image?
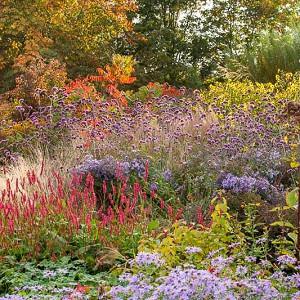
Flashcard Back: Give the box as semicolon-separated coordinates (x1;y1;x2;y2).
0;256;117;300
1;199;299;299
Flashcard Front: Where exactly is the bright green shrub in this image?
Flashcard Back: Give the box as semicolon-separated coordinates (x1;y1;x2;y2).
138;198;244;267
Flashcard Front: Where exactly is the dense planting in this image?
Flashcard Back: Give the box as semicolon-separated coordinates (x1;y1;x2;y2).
1;2;300;299
0;75;300;299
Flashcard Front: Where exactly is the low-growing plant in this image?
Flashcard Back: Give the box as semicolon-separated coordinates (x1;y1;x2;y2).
104;200;300;300
0;255;116;299
138;198;242;268
271;188;299;256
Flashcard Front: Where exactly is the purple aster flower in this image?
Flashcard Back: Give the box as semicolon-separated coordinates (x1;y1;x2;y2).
15;106;25;112
131;252;165;267
150;182;158;192
256;237;267;245
245;256;257;263
277;255;297;266
42;270;57;279
292;291;300;300
211;256;234;272
0;296;26;300
185;246;202;254
236;266;248;277
163;169;172;182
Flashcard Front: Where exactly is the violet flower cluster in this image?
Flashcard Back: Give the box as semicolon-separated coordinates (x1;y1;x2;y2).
185;246;202;254
130;252;165;267
105;264;300;300
217;172;283;203
277;255;298;266
74;155;147;181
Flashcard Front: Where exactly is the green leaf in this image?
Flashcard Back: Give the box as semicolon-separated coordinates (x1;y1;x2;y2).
270;221;295;229
288;232;298;245
270;206;290;212
286;188;299;208
148;219;160;231
270;207;282;212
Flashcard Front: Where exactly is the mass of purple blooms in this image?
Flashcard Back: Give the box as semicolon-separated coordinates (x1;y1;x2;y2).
105;264;300;300
73;155;147;180
217;172;283;203
130;252;166;267
97;249;299;300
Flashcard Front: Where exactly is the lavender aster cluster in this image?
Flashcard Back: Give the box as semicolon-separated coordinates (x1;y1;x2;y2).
107;254;300;300
74;155;147;181
131;252;165;267
235;265;248;277
74;155;118;181
277;255;298;266
217;172;283;203
185;246;202;254
108;273;153;300
163;169;172;182
42;270;57;279
210;256;234;272
106;264;300;300
129;158;147;177
0;297;26;300
150;268;235;300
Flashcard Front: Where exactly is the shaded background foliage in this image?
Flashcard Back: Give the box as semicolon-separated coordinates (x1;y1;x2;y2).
129;0;299;88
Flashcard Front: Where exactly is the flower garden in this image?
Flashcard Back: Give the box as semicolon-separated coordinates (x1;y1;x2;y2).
1;1;300;299
0;75;300;299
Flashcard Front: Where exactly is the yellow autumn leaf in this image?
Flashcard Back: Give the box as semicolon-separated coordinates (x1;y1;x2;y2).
290;161;300;168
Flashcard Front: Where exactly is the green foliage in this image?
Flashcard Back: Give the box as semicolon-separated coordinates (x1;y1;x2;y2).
286;187;299;208
0;0;298;91
130;0;206;88
241;203;271;259
270;188;299;254
129;0;297;87
0;256;116;298
138;198;241;267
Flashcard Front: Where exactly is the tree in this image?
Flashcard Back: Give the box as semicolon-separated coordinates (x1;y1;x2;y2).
130;0;206;88
131;0;298;88
197;0;299;67
0;0;136;93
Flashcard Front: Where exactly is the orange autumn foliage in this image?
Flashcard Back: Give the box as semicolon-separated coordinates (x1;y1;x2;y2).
147;82;183;97
65;78;97;99
89;55;136;106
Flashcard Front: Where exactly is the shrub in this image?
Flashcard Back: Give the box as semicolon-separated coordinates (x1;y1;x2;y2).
7;56;67;108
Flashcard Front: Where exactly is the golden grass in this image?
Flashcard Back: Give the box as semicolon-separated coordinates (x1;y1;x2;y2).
0;143;84;192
